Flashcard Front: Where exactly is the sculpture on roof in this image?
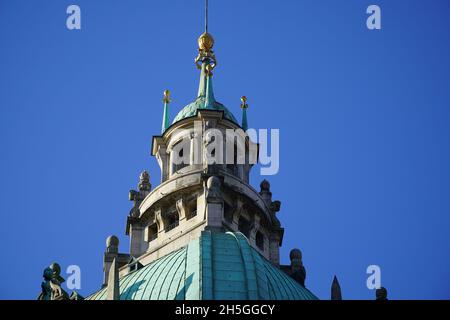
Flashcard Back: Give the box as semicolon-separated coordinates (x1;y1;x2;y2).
37;263;68;300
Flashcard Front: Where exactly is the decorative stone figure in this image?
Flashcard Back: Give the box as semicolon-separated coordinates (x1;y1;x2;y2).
138;170;151;192
206;175;221;200
376;287;388;300
37;263;68;300
38;267;53;300
129;170;151;218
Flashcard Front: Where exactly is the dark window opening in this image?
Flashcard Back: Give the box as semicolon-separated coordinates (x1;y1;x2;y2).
128;260;143;273
256;231;265;251
164;211;179;232
148;223;158;242
186;201;197;220
227;144;240;176
224;202;233;223
238;216;251;238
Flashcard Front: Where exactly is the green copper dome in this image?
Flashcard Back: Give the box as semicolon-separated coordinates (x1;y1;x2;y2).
172;96;238;124
87;231;318;300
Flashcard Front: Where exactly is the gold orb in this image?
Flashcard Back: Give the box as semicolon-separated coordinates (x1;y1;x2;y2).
198;32;214;51
240;96;248;108
163;89;171;103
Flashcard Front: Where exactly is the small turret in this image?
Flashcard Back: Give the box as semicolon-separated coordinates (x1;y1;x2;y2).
289;248;306;287
103;235;130;288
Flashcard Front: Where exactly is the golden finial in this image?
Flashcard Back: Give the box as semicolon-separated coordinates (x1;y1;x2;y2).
198;32;214;52
240;96;248;109
194;0;217;72
195;32;217;71
163;89;171;104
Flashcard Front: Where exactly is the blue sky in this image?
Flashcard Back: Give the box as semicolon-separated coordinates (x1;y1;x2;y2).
1;0;450;299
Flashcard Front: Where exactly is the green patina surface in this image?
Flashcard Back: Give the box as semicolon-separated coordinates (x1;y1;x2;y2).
87;232;318;300
170;61;238;126
172;96;238;125
241;107;248;131
161;101;170;134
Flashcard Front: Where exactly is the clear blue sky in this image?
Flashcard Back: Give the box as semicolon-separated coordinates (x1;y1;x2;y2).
1;0;450;300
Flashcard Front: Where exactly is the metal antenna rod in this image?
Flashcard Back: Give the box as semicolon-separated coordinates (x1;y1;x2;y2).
205;0;208;33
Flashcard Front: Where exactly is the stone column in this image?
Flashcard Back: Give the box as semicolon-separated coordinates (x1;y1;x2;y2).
268;233;281;265
204;176;224;231
231;199;243;230
176;198;187;221
129;224;146;257
155;144;169;182
155;208;164;234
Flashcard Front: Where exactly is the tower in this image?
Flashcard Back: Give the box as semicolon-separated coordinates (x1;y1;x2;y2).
34;3;392;302
83;2;317;300
124;8;284;268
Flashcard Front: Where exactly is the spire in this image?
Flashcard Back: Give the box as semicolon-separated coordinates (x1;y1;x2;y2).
331;275;342;300
205;0;209;33
195;0;217;107
171;1;239;125
204;72;215;108
161;89;170;133
240;96;248;130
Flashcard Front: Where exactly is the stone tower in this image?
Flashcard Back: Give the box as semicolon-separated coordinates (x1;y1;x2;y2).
85;3;319;300
36;4;390;302
123;30;284;272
